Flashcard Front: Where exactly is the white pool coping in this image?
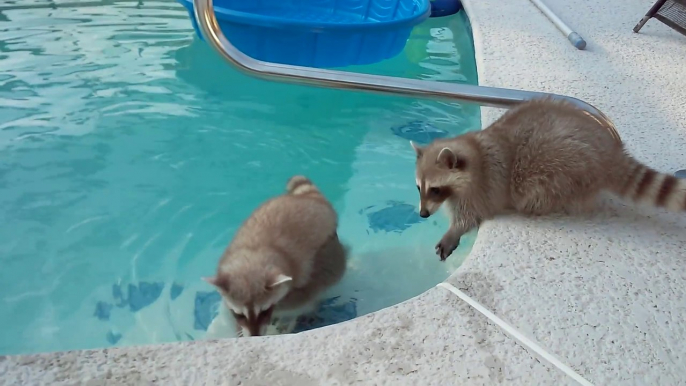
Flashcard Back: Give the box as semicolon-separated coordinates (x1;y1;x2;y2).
3;0;686;384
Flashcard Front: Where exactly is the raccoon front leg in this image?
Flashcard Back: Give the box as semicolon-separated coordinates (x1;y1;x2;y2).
435;227;461;261
436;214;480;261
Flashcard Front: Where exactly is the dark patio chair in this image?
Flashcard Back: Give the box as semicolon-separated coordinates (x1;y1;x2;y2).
634;0;686;35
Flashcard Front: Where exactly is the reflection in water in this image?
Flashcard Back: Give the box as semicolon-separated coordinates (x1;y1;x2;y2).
0;0;480;355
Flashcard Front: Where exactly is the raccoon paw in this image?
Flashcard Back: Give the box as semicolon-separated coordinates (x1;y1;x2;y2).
435;235;460;261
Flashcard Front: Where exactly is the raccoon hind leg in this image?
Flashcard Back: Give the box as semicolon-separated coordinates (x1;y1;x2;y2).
560;192;601;215
511;141;608;216
512;172;604;216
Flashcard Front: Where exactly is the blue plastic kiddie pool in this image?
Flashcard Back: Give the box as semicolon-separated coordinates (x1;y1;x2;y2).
178;0;431;68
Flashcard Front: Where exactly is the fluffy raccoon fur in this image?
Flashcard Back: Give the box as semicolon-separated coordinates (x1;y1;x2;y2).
412;98;686;261
204;175;347;337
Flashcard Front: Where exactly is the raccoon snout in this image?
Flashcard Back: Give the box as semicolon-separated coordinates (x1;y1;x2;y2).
419;209;430;218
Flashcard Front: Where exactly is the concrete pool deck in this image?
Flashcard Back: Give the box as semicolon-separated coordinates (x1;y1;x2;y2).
3;0;686;384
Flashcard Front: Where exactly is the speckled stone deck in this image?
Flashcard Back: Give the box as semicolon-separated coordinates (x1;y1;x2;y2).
2;0;685;384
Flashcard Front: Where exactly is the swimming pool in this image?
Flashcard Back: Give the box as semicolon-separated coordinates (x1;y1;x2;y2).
0;0;479;355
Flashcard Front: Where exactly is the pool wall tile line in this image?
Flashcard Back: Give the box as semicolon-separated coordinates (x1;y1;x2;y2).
170;282;184;300
99;282;165;315
364;201;424;233
390;120;448;144
93;302;113;321
193;291;221;331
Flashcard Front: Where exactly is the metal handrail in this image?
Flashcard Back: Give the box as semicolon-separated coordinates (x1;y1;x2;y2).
191;0;620;143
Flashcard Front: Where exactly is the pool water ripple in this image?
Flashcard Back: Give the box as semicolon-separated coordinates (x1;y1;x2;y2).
0;0;480;355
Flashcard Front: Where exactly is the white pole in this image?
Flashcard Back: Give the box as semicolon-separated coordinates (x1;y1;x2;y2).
437;282;594;386
528;0;587;50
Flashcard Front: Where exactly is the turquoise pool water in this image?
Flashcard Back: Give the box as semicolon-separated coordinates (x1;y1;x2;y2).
0;0;479;355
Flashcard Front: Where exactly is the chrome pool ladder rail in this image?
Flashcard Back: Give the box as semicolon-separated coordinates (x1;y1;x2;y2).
191;0;620;143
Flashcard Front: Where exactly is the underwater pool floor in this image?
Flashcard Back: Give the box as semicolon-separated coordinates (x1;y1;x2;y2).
0;0;480;355
3;0;686;384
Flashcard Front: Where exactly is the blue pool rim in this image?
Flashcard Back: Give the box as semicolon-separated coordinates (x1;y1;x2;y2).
178;0;432;68
177;1;431;32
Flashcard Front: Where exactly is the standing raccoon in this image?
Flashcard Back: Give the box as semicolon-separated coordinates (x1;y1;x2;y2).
412;98;686;261
203;175;347;337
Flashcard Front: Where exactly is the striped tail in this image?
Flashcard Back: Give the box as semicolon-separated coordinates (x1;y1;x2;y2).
286;175;322;197
612;156;686;212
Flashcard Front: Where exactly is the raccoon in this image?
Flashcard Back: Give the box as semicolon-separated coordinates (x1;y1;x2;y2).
203;175;347;337
412;98;686;261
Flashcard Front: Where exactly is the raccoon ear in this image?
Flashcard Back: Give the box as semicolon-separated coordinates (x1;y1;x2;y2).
410;141;423;158
268;274;293;289
436;147;466;170
203;276;229;291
